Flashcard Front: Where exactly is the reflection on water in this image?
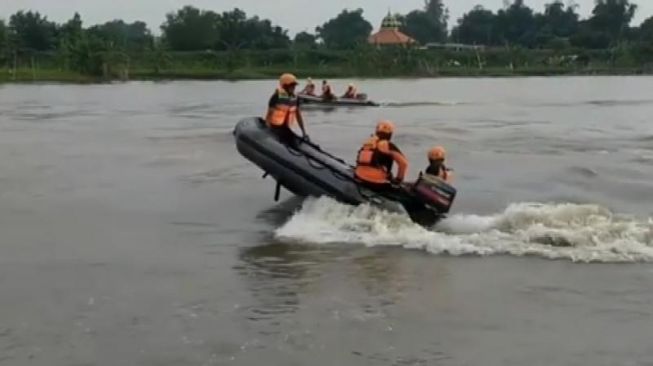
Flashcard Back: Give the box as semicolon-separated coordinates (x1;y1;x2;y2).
235;242;327;321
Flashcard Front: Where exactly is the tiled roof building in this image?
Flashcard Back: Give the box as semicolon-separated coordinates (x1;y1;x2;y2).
368;13;417;46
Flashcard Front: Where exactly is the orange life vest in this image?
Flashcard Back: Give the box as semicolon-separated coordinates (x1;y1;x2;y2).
266;88;298;127
355;136;393;184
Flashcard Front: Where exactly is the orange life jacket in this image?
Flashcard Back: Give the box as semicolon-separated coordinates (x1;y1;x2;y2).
355;136;393;184
266;88;298;127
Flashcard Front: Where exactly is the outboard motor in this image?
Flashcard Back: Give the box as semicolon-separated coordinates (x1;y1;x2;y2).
412;173;457;214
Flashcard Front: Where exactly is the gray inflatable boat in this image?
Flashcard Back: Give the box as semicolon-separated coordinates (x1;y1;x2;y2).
298;93;379;107
233;117;456;226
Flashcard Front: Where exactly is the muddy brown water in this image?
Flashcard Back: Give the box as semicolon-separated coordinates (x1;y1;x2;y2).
1;77;653;365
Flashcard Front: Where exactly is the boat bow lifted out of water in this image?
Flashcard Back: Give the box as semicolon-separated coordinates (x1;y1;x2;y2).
298;93;379;107
233;117;457;227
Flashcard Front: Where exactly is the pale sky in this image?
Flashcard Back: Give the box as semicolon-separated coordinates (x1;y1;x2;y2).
1;0;651;35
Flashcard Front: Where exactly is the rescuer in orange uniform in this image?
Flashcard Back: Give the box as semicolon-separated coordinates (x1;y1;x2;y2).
265;73;307;141
342;83;358;99
300;77;316;95
424;146;453;183
321;80;335;101
354;120;409;189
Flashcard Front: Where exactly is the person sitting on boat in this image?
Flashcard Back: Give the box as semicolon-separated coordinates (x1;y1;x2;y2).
342;83;358;99
424;146;453;183
321;80;335;101
301;77;316;96
265;73;308;142
355;120;409;190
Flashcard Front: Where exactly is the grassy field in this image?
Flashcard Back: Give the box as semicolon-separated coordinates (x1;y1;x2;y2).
2;46;652;83
0;68;95;83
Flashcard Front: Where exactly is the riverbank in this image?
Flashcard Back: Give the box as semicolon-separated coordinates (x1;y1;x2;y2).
2;66;652;83
4;47;653;83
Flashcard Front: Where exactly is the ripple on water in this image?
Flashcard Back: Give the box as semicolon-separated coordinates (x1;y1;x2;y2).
566;166;599;178
586;99;653;107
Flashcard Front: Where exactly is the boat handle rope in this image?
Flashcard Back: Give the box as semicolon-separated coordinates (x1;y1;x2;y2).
300;138;351;166
284;145;328;171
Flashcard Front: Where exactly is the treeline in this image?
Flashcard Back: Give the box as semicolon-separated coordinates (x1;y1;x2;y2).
451;0;652;49
0;0;652;80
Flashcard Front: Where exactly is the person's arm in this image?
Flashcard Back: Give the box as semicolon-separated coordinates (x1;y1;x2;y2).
296;105;307;137
444;167;454;183
265;93;277;121
378;141;409;182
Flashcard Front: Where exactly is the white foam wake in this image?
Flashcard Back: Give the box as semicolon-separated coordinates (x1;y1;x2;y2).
275;197;653;263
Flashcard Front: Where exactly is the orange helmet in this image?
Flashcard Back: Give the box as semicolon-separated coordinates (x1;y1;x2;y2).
428;146;446;161
375;120;395;135
279;73;298;86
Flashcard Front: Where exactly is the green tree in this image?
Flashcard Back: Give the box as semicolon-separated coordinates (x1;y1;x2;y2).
638;16;653;42
536;1;579;38
216;9;290;50
543;1;579;37
294;31;317;49
451;6;498;45
56;13;85;70
148;42;171;75
570;0;636;48
161;6;289;51
215;8;247;49
495;0;537;47
589;0;637;43
161;6;219;51
628;15;653;64
8;11;57;51
60;12;83;42
0;20;7;54
401;0;449;43
316;9;372;49
533;1;579;47
244;19;290;50
88;20;153;51
571;20;611;48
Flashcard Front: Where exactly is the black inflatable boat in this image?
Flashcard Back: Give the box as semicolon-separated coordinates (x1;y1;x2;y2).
298;93;379;107
233;117;456;226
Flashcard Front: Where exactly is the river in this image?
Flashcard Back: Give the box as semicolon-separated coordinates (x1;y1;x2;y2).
1;77;653;365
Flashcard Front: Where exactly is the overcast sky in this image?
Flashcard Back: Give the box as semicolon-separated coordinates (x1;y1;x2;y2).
1;0;651;35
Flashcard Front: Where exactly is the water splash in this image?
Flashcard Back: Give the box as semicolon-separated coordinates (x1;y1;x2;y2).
275;197;653;263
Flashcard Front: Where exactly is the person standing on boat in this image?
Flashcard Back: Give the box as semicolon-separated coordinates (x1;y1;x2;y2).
266;73;308;141
321;80;335;101
301;77;316;96
424;146;453;183
342;83;358;99
355;120;409;189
